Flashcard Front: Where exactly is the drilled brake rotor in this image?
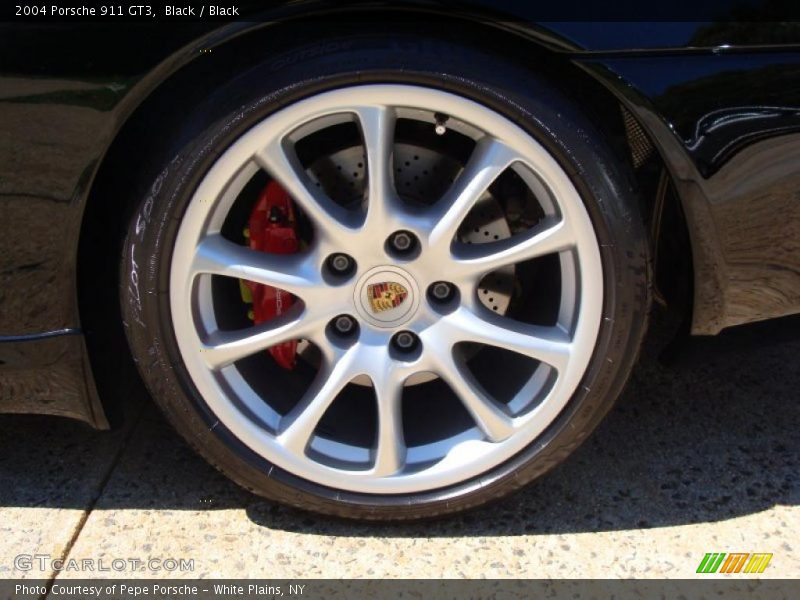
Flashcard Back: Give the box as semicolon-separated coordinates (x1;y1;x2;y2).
306;143;515;313
302;143;515;385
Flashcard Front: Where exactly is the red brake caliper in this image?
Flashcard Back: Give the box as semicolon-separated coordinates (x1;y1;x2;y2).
242;181;299;370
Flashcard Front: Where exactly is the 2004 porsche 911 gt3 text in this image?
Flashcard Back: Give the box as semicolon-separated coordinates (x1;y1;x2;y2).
2;5;800;520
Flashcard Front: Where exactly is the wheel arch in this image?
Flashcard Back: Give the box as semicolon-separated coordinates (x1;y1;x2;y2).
76;12;693;425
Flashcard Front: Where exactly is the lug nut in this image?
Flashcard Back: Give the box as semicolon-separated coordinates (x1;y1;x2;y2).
430;281;454;302
327;253;354;275
333;315;357;336
392;331;418;351
389;231;416;253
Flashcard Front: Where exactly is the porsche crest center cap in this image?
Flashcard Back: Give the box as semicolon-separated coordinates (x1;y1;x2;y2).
354;266;420;328
367;282;408;313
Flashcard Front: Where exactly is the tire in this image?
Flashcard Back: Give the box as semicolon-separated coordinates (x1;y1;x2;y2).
121;33;650;520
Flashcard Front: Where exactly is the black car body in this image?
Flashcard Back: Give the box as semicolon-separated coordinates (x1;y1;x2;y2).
1;7;799;434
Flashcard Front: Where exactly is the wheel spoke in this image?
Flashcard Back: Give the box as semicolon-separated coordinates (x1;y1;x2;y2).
427;137;518;249
372;372;406;476
446;307;572;372
431;351;514;442
255;139;358;243
200;306;328;369
354;106;397;230
277;350;358;455
452;217;575;278
191;234;320;298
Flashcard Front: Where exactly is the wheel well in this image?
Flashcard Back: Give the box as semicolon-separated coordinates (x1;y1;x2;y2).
77;14;693;425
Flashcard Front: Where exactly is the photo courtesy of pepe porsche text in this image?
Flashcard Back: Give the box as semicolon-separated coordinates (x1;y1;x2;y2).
14;582;307;598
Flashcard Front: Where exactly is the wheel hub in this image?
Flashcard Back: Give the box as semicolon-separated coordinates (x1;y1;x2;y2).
353;265;420;329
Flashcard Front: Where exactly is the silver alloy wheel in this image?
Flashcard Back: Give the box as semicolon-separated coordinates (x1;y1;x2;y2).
169;85;603;494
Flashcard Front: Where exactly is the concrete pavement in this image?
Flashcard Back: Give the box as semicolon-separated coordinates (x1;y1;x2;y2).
2;315;798;580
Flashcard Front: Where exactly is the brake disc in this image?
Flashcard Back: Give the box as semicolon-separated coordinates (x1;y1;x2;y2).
303;143;515;385
307;143;515;312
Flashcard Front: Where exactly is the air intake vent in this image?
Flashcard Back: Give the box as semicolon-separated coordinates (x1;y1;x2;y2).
622;106;653;169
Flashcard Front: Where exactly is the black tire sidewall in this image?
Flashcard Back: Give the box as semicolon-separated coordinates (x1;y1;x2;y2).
121;34;650;519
